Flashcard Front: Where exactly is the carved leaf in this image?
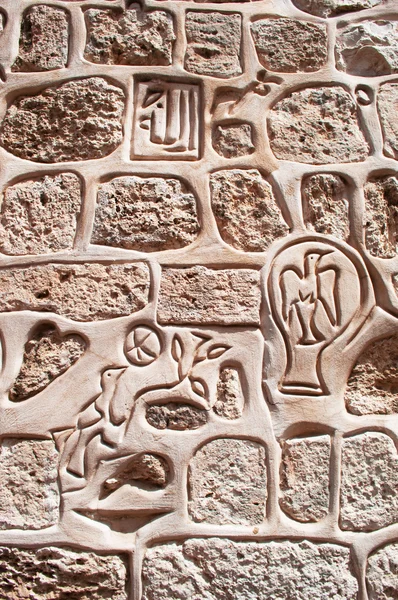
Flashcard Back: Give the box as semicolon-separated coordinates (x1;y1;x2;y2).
171;334;183;362
143;91;163;108
190;378;206;398
207;344;230;360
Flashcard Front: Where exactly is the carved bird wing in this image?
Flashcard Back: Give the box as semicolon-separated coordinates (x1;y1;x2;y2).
317;268;337;326
280;268;302;321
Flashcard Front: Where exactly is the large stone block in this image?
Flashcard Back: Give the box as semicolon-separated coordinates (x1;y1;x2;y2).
291;0;383;17
364;175;398;258
302;174;349;240
378;83;398;160
367;543;398;600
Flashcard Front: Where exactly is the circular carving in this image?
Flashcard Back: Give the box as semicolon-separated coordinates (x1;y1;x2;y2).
125;326;161;366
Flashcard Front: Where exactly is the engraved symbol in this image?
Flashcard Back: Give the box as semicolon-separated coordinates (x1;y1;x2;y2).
132;80;200;160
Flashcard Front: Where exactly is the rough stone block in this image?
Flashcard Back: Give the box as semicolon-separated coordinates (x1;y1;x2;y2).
0;262;150;321
0;173;81;255
378;83;398;160
146;403;208;430
364;176;398;257
251;18;327;73
302;174;349;240
184;12;242;78
210;169;288;252
213;367;244;419
84;8;175;66
12;5;68;72
188;438;267;524
142;539;359;599
158;266;261;325
92;176;199;251
212;123;254;158
0;439;59;529
0;77;125;163
367;543;398;600
291;0;383;17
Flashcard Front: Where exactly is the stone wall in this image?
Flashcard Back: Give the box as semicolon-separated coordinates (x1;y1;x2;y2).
0;0;397;598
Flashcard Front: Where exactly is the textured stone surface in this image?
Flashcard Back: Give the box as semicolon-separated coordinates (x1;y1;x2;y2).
103;453;169;493
188;438;267;524
142;539;359;599
291;0;383;17
0;77;124;162
12;5;68;72
367;543;398;600
269;86;368;164
364;176;398;257
210;169;288;252
212;123;254;158
378;83;398;160
84;8;175;66
251;18;327;73
0;262;150;321
0;546;127;599
213;367;244;419
302;174;349;240
340;432;398;531
184;12;242;78
158;266;261;325
10;325;85;401
0;439;59;530
336;20;398;77
146;403;208;430
345;336;398;415
280;435;330;522
0;173;81;255
92;176;199;251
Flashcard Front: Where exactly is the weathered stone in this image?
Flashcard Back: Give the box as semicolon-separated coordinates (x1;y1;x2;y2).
340;432;398;531
188;438;267;524
103;453;169;493
302;174;349;240
280;435;330;522
269;86;369;164
142;539;359;599
146;403;208;430
0;546;127;599
345;336;398;415
367;543;398;600
184;12;242;78
84;8;175;66
291;0;383;18
0;439;59;530
0;173;81;255
336;21;398;77
210;169;288;252
0;262;150;321
12;5;68;72
92;176;199;251
213;367;244;419
364;176;398;258
251;18;327;73
158;266;261;325
0;77;124;163
378;83;398;160
212;123;254;158
10;325;85;401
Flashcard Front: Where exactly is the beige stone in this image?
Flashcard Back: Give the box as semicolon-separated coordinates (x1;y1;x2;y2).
103;453;169;493
12;5;68;72
0;546;127;599
84;8;175;66
302;174;349;240
364;176;398;257
92;176;199;251
142;539;359;599
146;403;208;430
367;543;398;600
378;83;398;160
340;432;398;531
0;262;150;321
158;266;261;325
213;367;244;419
251;18;327;73
0;77;125;162
0;173;81;255
291;0;383;17
212;123;254;158
0;439;59;530
269;86;369;164
184;12;242;78
210;169;288;252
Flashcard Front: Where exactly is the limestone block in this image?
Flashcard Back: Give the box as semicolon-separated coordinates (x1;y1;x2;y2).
367;543;398;600
0;546;127;599
251;18;327;73
212;123;254;158
12;5;69;72
84;8;175;66
92;176;199;251
291;0;383;17
280;435;330;522
103;453;169;493
268;86;369;164
340;432;398;531
146;403;208;430
213;367;244;419
364;176;398;257
302;174;349;240
0;173;81;255
210;169;288;252
378;83;398;160
0;262;150;321
188;438;267;524
0;77;125;162
142;539;359;599
184;12;242;78
0;439;59;529
158;266;261;325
